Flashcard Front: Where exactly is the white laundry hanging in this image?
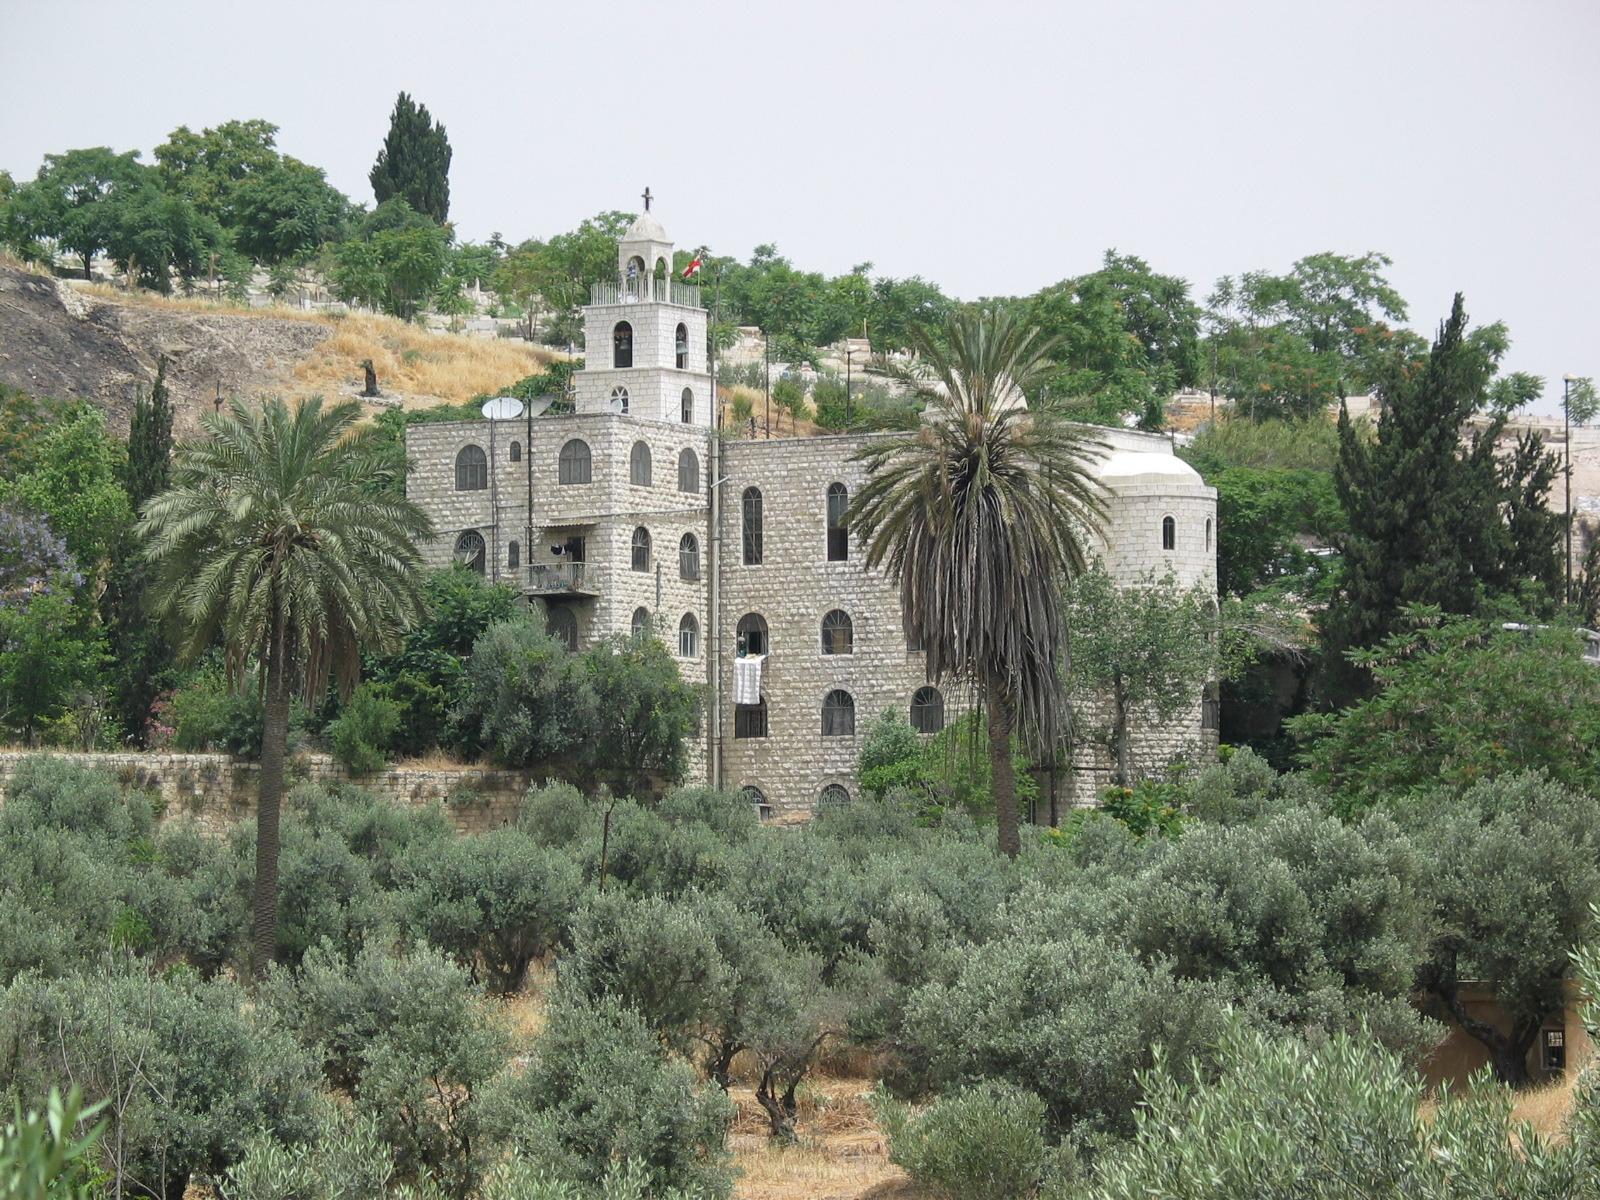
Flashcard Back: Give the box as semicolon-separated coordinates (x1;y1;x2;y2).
733;655;765;706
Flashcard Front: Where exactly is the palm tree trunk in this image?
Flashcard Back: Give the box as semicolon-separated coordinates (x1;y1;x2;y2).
252;623;290;977
988;683;1021;858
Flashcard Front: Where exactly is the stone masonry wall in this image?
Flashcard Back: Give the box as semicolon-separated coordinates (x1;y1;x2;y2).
0;751;541;834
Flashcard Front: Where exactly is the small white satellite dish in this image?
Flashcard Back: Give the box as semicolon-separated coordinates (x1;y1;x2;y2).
480;396;525;421
608;396;625;413
526;395;555;418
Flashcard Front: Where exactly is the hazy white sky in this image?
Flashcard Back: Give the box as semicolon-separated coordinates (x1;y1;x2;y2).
2;0;1595;411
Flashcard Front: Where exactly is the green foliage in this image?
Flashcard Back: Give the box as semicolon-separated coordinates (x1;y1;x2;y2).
401;827;579;992
0;404;131;569
1324;295;1561;699
0;1088;105;1200
486;992;733;1199
369;92;452;224
877;1082;1047;1200
1063;565;1218;784
1184;412;1343;474
327;681;402;776
450;619;594;767
329;200;452;320
1292;612;1600;808
1402;772;1600;1084
0;146;148;276
1206;466;1343;596
262;943;509;1194
0;962;321;1199
168;663;274;757
1097;779;1183;838
581;634;702;794
1078;1024;1596;1199
857;708;926;799
0;586;106;743
221;1105;402;1200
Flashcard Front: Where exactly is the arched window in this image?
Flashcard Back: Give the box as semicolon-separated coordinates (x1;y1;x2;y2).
1205;517;1213;551
547;605;577;651
681;387;694;424
630;440;652;487
675;323;688;370
736;613;768;658
821;609;854;655
817;783;852;810
826;482;849;561
631;606;651;639
1162;515;1176;551
558;439;591;485
453;530;485;574
610;385;630;414
631;526;651;572
507;539;519;570
910;686;945;734
677;447;699;493
821;689;855;737
508;440;521;463
740;785;770;818
625;255;646;289
454;445;487;491
678;612;699;657
613;321;633;368
742;487;763;565
679;532;700;581
734;698;767;739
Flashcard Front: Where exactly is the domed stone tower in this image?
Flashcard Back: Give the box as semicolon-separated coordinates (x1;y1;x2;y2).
572;191;713;428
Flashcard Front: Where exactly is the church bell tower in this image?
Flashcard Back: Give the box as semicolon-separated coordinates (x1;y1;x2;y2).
573;189;713;428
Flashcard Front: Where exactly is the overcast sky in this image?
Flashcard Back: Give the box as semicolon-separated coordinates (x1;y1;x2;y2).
2;0;1595;412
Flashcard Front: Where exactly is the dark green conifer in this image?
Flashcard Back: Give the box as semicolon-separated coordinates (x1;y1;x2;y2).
368;92;451;223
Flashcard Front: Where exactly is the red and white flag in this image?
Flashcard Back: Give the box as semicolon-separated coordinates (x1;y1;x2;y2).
682;252;704;280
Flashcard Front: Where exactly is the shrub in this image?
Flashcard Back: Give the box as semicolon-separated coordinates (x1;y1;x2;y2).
485;991;733;1199
517;780;593;848
0;962;321;1200
0;754;154;844
326;682;402;776
450;620;595;768
579;635;702;795
0;1088;105;1200
877;1082;1047;1200
1098;779;1183;838
261;944;510;1194
401;826;579;992
168;665;271;758
221;1105;400;1200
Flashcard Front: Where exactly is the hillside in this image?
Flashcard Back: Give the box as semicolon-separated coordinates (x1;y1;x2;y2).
0;261;553;437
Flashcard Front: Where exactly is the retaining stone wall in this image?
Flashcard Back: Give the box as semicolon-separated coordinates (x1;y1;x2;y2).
0;751;539;835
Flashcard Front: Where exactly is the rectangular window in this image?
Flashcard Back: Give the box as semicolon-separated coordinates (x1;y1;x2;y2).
734;701;767;739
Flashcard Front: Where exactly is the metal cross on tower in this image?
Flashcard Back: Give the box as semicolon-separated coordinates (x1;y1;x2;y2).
641;186;653;212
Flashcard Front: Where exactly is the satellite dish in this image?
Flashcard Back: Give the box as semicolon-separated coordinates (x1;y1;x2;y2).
526;395;555;418
480;396;525;421
608;397;626;413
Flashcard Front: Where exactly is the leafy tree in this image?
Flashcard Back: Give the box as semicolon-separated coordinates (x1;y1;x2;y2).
1203;467;1343;597
141;397;432;972
0;404;131;568
1081;1023;1595;1199
104;181;226;293
493;212;633;339
581;634;702;795
770;375;807;432
450;619;595;768
1292;612;1600;809
1492;429;1564;607
401;827;579;992
849;306;1106;856
1;147;147;277
324;681;401;775
1403;773;1600;1086
0;586;106;743
876;1082;1047;1200
369;92;452;223
328;199;450;320
1206;251;1412;418
1324;294;1554;699
1027;250;1201;428
1063;565;1217;785
230;158;351;265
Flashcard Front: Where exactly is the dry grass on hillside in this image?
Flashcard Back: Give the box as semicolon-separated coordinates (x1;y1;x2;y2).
291;316;555;408
64;280;555;407
729;1078;912;1200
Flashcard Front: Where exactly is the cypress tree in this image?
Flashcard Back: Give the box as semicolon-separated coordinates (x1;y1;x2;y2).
1321;294;1560;702
369;92;452;223
103;357;176;742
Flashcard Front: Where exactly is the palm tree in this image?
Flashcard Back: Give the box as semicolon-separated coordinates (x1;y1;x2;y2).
141;397;432;972
848;307;1105;856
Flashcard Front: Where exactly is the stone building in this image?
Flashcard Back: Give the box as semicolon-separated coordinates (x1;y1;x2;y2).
405;206;1217;818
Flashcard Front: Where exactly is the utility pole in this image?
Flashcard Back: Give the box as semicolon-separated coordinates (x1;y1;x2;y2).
1566;375;1577;604
763;329;771;438
846;343;853;425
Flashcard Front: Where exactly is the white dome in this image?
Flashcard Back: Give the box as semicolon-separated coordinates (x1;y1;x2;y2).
1093;449;1205;487
623;211;669;243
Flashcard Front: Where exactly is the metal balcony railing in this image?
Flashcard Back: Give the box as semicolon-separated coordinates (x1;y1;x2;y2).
589;278;702;308
526;562;596;595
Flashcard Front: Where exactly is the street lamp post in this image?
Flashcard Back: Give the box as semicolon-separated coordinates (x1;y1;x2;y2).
1566;374;1579;603
845;343;853;425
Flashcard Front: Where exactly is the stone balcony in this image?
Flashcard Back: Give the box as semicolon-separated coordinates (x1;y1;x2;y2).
589;278;703;308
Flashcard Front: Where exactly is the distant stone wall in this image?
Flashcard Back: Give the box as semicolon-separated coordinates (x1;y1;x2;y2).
0;751;541;834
